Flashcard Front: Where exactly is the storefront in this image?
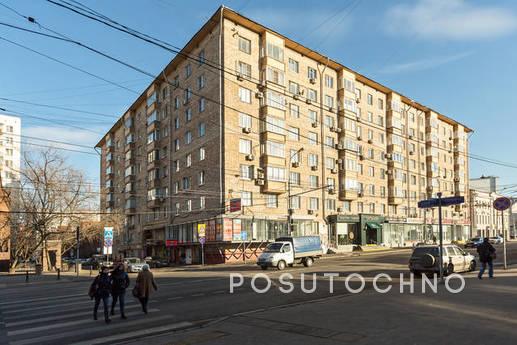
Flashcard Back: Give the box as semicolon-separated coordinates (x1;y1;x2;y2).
383;220;470;247
328;214;385;247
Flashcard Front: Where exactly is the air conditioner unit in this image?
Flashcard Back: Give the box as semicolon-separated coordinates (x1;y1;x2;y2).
255;92;263;99
293;94;300;100
311;165;318;171
454;177;460;182
328;188;336;195
367;139;373;144
242;127;252;134
292;162;300;168
255;179;264;186
357;136;362;141
245;154;254;161
335;144;344;150
409;151;414;155
258;80;266;89
308;209;314;214
309;78;316;84
384;153;392;159
358;192;363;197
328;107;334;113
331;168;337;174
236;74;244;81
408;135;414;140
356;98;360;104
359;155;364;161
337;207;343;212
311;122;318;128
306;99;313;105
335;127;342;133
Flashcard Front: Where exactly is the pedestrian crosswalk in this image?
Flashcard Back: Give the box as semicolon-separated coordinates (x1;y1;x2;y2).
0;281;187;345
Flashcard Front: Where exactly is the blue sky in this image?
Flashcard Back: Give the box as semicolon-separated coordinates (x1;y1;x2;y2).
0;0;516;192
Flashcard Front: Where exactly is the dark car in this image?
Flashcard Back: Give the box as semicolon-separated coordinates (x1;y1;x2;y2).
464;237;483;248
144;256;169;268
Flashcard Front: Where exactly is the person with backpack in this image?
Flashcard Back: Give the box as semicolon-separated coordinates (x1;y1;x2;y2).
134;264;157;314
89;265;112;323
477;237;496;279
111;263;130;319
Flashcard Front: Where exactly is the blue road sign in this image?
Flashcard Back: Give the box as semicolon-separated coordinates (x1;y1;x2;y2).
199;237;206;245
418;196;465;208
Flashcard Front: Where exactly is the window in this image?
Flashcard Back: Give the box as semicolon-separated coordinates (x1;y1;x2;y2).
266;194;278;208
288;58;299;73
367;111;373;122
265;116;285;135
288;126;299;141
199;147;206;161
237;61;252;78
187;200;192;212
325;136;335;147
174;160;180;172
175;202;180;215
308;154;318;167
325;75;334;88
240;164;253;179
309;175;319;188
344;79;355;92
182;177;191;189
174;117;180;129
288;81;300;95
266;90;285;110
324;95;334;108
289;172;300;185
198;170;205;185
200;196;206;210
369;203;375;213
325;157;335;170
198;122;206;137
185;64;192;78
266;166;285;181
289;103;300;118
309;110;317;123
266;66;284;85
266;42;284;61
309;197;319;210
326;199;336;211
186;154;192;167
239;87;251;103
307;67;317;80
265;141;285;158
290;149;301;164
239;113;252;128
307;89;317;102
185;108;192;122
238;36;251;54
367;94;373;105
198;98;206;112
198;49;205;64
325;115;335;128
241;191;252;206
378;98;383;110
185;131;192;144
239;139;252;154
147;130;159;143
197;74;206;89
308;132;318;145
290;196;300;209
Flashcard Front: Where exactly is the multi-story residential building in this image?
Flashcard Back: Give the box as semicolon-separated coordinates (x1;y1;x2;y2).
96;7;472;263
0;114;21;188
0;176;10;272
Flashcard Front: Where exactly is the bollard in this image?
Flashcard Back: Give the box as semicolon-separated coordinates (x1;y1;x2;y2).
57;268;61;280
25;270;29;283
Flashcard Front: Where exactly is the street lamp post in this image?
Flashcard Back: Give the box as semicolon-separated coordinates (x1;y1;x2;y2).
287;148;304;235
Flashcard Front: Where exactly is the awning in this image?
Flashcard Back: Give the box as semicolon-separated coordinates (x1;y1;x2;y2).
366;222;383;230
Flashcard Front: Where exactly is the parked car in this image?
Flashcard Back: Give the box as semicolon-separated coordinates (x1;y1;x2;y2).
464;237;484;248
144;256;169;268
125;257;145;273
409;244;476;275
489;236;504;244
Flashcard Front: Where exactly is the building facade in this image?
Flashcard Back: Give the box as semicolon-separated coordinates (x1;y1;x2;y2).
96;7;472;263
469;190;510;238
0;114;21;188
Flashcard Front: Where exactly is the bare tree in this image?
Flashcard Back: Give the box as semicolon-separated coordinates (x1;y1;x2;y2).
9;149;96;268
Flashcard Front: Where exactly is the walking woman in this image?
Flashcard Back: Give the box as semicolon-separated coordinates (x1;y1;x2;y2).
134;264;157;314
89;266;112;324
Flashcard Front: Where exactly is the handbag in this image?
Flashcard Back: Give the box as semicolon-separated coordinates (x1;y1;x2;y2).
132;285;139;298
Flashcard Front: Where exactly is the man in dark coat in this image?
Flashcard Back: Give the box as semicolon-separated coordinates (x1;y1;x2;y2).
90;266;112;323
111;263;130;319
477;237;496;279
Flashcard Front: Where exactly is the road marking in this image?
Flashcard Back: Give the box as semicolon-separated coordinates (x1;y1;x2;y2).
0;293;85;306
191;293;205;297
1;300;93;314
5;304;144;327
158;277;227;287
167;296;184;301
68;321;193;345
9;315;173;345
212;290;226;294
7;308;160;336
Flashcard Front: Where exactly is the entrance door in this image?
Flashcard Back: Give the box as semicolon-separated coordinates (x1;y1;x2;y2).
185;248;192;264
366;227;377;244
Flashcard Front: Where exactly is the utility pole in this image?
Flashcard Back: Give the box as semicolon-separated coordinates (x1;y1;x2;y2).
75;226;80;277
437;192;444;283
502;210;507;269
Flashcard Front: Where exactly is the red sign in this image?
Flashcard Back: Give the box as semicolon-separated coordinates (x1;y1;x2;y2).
166;240;178;247
230;198;242;212
207;220;216;241
223;218;233;241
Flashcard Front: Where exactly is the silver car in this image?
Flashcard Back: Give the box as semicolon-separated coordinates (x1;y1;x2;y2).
124;257;145;273
409;244;476;275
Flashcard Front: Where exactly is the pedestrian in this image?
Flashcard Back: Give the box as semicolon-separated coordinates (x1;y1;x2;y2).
432;235;437;245
89;266;112;323
477;237;496;279
110;263;129;319
134;264;157;314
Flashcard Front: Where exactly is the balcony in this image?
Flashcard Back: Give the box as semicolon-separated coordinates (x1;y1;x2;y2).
147;120;160;133
148;178;161;189
388;195;404;205
260;56;284;71
339;189;358;201
147;197;163;209
125;157;136;168
260;130;285;143
261;180;286;194
124;142;136;152
124;174;136;184
147;159;160;171
260;154;285;167
106;200;114;208
260;104;285;119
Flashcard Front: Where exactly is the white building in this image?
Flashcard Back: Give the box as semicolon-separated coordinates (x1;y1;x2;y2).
0;114;21;188
469;189;511;238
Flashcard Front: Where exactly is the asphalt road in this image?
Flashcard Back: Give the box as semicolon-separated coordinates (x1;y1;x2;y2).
1;242;516;345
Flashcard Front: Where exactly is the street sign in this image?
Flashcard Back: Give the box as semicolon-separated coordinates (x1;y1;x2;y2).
229;198;242;212
197;223;206;238
418;196;465;208
494;197;511;211
165;239;178;247
199;237;206;245
103;227;114;255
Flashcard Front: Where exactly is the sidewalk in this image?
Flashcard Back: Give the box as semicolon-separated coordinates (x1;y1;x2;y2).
136;267;517;345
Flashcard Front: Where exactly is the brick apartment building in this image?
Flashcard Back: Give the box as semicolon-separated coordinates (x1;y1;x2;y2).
96;6;472;264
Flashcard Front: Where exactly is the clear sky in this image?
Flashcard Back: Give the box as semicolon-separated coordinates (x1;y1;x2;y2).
0;0;516;194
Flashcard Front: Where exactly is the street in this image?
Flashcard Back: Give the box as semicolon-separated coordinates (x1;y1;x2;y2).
1;243;517;345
